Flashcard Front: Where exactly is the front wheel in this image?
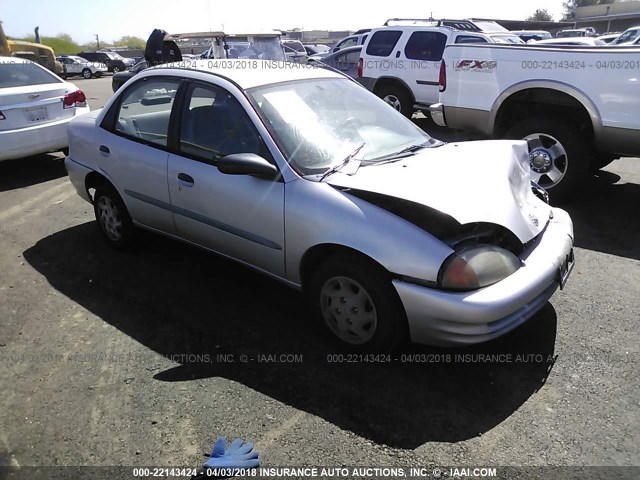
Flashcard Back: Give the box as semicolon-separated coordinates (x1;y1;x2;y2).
505;115;593;201
93;185;138;249
112;66;121;73
308;254;407;351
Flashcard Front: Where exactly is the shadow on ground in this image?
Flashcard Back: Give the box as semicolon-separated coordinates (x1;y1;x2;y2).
0;154;66;192
25;223;558;448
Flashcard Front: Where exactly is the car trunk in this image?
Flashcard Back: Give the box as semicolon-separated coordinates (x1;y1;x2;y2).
0;83;76;131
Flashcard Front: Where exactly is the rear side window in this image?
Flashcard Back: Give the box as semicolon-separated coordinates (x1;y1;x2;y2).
404;32;447;61
366;30;402;57
456;35;489;44
0;62;61;88
114;78;180;147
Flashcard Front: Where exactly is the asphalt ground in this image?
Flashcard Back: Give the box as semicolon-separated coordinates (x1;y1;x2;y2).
0;76;638;479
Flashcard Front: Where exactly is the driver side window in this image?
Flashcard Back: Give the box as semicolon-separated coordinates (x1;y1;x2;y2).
178;84;270;163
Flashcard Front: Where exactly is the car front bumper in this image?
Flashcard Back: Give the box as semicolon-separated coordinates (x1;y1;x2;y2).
393;208;574;346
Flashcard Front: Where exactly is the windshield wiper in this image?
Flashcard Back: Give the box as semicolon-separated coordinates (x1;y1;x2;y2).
369;140;441;165
319;143;365;181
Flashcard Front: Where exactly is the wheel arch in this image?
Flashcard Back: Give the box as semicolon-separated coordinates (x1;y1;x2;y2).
84;171;115;203
299;243;391;293
372;76;415;103
490;81;601;140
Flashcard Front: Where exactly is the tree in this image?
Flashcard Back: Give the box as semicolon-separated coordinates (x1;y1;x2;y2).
562;0;615;21
526;9;554;22
113;35;146;49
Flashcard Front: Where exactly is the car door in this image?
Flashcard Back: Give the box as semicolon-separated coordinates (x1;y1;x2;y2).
167;82;285;277
68;59;82;75
94;76;181;234
402;31;447;105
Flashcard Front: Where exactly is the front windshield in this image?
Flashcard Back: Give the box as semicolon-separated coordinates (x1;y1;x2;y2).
615;29;639;44
248;78;436;176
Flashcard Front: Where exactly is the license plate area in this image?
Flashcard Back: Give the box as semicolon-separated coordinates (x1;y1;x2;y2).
26;106;48;123
557;248;575;290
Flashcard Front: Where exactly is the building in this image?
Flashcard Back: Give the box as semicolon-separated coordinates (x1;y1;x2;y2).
575;1;640;34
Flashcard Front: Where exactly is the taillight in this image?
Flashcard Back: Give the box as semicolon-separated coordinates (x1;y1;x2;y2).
63;90;87;109
357;58;363;78
438;60;446;92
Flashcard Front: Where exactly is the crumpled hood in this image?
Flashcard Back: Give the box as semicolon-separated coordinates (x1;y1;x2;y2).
326;140;552;243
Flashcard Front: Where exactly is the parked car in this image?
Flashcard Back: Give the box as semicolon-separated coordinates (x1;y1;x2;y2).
611;25;640;45
511;30;552;42
65;59;574;350
0;56;90;161
531;37;606;46
430;42;640;199
330;32;369;53
282;40;308;63
56;55;108;79
596;33;621;44
111;60;149;92
77;51;131;72
304;44;330;55
485;33;525;44
308;46;361;78
357;22;493;117
556;28;598;38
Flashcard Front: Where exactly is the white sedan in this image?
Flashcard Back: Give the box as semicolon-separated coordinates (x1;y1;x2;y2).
57;55;108;79
0;56;90;162
65;60;574;350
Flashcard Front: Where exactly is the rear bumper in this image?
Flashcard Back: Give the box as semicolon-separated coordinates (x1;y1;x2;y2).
0;110;88;162
356;76;377;92
429;103;447;127
394;208;574;346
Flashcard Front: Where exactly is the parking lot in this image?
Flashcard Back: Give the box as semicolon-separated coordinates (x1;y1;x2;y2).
1;75;639;475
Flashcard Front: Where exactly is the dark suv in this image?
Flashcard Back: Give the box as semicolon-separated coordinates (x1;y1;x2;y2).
77;52;131;72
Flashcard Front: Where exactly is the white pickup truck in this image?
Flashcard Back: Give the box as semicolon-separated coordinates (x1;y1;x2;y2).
430;44;640;199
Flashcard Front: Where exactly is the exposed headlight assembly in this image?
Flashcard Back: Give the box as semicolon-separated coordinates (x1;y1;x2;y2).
438;245;521;291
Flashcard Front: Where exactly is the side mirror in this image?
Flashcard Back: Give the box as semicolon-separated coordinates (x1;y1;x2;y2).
217;153;279;178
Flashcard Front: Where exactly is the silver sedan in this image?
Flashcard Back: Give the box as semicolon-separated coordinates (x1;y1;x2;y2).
65;60;574;350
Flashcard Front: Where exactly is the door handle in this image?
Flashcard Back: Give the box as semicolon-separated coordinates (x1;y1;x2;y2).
99;145;110;157
177;172;194;188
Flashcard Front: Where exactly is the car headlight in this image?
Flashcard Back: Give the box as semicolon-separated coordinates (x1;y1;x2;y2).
438;246;521;291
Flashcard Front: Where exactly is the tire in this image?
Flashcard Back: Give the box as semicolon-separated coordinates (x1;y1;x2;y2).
377;85;413;118
82;68;92;79
307;253;408;352
504;115;593;201
93;185;138;250
112;66;121;73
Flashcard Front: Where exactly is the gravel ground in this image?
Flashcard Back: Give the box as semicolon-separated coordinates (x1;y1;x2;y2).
0;77;638;480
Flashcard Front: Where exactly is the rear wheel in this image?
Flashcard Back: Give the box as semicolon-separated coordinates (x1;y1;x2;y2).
505;115;592;201
82;68;92;79
112;66;121;73
308;254;407;351
93;185;138;249
377;85;413;118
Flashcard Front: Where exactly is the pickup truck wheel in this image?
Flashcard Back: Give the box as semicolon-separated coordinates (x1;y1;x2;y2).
82;68;92;79
378;86;413;118
308;254;407;352
93;185;138;250
505;116;592;200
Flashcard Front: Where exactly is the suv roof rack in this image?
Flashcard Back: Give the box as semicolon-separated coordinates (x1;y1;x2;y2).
383;18;482;32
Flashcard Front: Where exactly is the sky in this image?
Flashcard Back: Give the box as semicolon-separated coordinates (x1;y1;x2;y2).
1;0;567;44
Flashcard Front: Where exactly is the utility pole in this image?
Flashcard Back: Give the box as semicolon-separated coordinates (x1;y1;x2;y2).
95;34;100;50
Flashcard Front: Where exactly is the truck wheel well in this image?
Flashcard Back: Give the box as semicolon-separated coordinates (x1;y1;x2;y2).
84;172;113;202
494;89;593;139
373;78;414;102
299;244;389;292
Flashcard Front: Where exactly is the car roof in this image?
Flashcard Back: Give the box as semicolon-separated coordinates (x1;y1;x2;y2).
148;59;344;88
